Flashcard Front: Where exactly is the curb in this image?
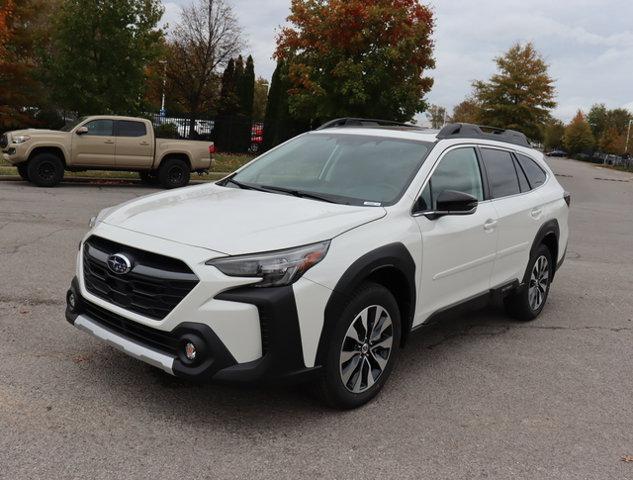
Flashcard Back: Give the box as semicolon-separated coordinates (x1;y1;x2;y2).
0;173;230;185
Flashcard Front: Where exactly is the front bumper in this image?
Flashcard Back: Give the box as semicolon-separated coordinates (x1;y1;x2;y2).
1;140;27;165
74;314;175;374
66;277;321;384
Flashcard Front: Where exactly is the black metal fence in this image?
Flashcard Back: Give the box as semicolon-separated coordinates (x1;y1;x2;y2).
147;113;265;154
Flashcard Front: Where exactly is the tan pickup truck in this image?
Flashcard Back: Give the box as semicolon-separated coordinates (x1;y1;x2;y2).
1;115;214;188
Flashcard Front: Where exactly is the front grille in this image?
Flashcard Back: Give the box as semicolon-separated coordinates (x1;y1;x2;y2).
82;235;199;320
0;134;8;149
82;299;180;355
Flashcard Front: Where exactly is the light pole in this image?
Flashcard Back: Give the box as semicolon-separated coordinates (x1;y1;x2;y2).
625;119;632;156
159;60;167;117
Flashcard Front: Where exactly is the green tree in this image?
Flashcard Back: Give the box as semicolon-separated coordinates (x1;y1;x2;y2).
563;111;595;154
542;118;565;150
218;58;238;114
240;55;255;116
48;0;165;115
587;104;632;139
263;61;290;150
252;77;269;121
234;55;245;107
606;108;632;135
425;104;446;129
275;0;435;123
473;42;556;141
449;98;481;124
587;103;608;139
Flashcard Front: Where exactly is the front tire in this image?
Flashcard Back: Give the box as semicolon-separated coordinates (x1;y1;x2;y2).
317;283;401;409
504;244;553;321
158;158;190;189
27;153;64;187
17;162;30;181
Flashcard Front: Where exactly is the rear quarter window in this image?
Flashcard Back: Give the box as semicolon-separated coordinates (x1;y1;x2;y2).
516;154;547;188
480;148;521;199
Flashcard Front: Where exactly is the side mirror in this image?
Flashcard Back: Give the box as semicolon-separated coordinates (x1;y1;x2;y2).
76;126;88;135
418;190;478;219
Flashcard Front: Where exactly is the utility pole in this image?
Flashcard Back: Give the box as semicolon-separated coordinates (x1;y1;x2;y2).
159;60;167;117
626;119;632;156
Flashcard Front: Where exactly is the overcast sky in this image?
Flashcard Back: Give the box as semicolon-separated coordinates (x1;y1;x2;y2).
162;0;633;122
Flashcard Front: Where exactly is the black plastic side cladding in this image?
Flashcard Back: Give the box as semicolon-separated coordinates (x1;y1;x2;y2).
316;243;416;366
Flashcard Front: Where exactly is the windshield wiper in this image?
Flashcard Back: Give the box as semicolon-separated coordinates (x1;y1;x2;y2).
223;177;271;193
224;178;342;204
258;185;341;204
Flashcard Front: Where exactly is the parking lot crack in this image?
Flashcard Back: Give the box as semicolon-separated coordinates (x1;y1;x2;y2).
0;227;67;255
0;295;63;306
517;325;632;333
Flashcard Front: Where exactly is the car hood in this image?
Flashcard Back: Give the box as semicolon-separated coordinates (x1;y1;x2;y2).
8;128;66;137
102;184;386;255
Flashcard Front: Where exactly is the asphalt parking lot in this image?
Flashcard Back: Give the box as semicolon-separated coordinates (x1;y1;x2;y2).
1;157;632;479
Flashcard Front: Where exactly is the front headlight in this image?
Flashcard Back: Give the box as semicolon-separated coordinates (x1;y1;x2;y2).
206;241;330;287
13;135;31;144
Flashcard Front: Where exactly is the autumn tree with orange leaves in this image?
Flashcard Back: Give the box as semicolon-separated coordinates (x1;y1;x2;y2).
0;0;51;130
275;0;435;123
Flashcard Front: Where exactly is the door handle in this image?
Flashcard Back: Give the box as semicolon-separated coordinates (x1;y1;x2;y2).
140;141;149;146
531;208;543;218
483;219;498;232
104;140;115;144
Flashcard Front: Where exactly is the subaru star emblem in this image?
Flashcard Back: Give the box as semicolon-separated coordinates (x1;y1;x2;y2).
107;253;132;275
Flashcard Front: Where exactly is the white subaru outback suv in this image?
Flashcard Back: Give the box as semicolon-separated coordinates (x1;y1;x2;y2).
66;119;570;409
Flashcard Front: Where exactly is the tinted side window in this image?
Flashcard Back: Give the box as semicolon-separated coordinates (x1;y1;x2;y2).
514;157;531;192
117;121;147;137
481;148;520;199
84;120;113;136
419;147;484;210
516;154;547;188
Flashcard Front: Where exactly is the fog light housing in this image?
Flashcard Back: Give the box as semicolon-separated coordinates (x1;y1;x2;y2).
185;342;196;361
66;289;78;312
178;333;206;366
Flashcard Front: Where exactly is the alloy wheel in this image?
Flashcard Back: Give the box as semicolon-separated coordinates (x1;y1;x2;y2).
339;305;393;393
528;255;549;311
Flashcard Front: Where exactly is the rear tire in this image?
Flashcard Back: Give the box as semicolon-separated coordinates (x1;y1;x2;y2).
317;282;401;409
27;153;64;187
17;163;30;181
504;244;553;321
158;158;190;189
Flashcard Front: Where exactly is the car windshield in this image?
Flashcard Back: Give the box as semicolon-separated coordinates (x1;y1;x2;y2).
227;133;432;206
60;117;88;132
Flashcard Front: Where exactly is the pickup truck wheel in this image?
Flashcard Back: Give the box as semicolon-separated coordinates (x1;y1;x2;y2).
139;171;159;185
27;153;64;187
158;158;190;189
317;282;401;409
17;163;30;181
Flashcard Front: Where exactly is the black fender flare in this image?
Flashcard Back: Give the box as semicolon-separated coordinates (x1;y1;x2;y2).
315;243;416;366
527;219;560;283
